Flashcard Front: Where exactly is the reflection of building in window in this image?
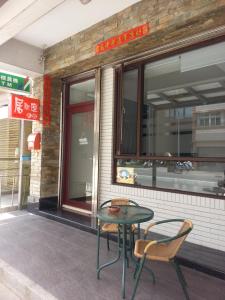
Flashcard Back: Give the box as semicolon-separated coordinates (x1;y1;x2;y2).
197;111;222;127
193;104;225;157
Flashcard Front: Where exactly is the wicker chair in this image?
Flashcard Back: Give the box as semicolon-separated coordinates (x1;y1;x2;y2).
100;198;140;250
131;219;193;300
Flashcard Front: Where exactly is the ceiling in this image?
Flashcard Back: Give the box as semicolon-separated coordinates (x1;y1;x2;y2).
0;0;140;78
15;0;141;48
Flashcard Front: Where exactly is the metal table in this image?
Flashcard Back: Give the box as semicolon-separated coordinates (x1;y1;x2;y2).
96;205;154;299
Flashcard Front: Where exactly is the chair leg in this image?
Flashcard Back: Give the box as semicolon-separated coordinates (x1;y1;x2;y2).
144;265;156;284
172;260;189;300
106;232;110;251
131;255;146;300
133;259;140;279
175;260;187;287
132;231;135;248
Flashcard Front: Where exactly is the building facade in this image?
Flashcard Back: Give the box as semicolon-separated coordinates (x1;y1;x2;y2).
29;0;225;251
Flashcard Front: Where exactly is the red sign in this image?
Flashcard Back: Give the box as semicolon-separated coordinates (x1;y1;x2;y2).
96;23;149;54
43;75;51;127
9;94;40;121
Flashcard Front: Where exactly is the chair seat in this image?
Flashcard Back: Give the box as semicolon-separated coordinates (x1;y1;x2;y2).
134;239;171;262
102;223;136;233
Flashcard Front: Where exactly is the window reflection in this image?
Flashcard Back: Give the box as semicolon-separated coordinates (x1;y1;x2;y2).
116;159;225;196
121;69;138;154
142;47;225;158
70;79;95;104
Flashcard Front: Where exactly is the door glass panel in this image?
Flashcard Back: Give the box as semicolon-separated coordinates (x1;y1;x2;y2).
69;79;95;104
69;110;94;210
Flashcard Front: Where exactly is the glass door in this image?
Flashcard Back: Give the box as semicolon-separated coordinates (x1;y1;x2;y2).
63;78;95;212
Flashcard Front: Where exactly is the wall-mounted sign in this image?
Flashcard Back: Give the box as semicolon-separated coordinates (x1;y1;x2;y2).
96;23;149;55
9;94;40;121
0;72;31;93
43;75;51;127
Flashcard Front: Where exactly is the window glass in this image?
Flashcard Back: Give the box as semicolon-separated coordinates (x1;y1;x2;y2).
115;41;225;197
142;48;225;157
70;79;95;104
116;159;225;196
120;69;138;154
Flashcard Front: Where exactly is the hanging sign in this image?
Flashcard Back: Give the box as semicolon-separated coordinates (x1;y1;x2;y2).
95;23;150;54
43;75;51;127
9;94;40;121
0;72;31;93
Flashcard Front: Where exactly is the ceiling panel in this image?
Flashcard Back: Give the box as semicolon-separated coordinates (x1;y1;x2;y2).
15;0;141;48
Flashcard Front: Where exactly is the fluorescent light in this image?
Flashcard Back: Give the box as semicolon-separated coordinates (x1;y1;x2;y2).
203;91;225;98
146;93;160;100
151;100;170;105
164;88;187;96
193;82;222;91
176;96;198;102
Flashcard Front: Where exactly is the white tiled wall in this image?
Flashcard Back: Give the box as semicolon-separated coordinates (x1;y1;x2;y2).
98;67;225;251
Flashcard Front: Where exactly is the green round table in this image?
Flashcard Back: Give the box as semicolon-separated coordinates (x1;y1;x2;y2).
96;205;154;299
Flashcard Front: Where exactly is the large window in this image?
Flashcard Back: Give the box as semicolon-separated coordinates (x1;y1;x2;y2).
114;41;225;198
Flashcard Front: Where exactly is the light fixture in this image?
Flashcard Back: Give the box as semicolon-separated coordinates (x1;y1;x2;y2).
80;0;91;5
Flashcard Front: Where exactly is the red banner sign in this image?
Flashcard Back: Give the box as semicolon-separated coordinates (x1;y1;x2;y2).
9;94;40;121
96;23;149;54
43;75;51;127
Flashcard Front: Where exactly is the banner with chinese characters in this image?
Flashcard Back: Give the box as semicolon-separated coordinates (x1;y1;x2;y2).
96;23;149;54
9;94;40;121
0;72;31;93
43;75;51;127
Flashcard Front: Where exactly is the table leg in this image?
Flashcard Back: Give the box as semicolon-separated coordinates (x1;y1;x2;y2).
97;221;100;271
97;228;121;279
122;224;127;299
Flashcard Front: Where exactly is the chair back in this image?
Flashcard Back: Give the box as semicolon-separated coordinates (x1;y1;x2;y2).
111;198;129;206
166;219;193;259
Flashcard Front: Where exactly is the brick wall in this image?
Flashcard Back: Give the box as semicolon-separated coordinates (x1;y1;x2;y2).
45;0;225;77
29;77;61;201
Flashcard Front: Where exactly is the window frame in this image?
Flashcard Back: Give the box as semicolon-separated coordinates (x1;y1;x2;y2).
113;41;225;199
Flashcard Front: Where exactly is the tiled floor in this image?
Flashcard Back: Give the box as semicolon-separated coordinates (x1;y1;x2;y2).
0;211;224;300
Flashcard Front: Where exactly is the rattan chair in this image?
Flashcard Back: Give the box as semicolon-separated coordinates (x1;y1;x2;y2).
100;198;140;250
131;219;193;300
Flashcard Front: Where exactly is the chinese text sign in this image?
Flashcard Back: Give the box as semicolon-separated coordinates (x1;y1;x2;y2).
96;23;150;54
9;94;40;121
0;72;31;93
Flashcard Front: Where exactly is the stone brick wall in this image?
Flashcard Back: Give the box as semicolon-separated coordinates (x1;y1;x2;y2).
29;77;61;201
45;0;225;78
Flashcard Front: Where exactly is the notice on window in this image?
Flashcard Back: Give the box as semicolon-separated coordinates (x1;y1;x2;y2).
117;167;135;185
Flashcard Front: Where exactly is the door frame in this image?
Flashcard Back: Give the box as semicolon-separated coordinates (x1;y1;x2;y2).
59;69;101;226
63;101;94;210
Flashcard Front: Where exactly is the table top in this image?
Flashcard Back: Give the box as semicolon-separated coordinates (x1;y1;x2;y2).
97;205;154;225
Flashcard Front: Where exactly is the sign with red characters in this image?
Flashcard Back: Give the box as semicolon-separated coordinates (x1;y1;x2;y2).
43;75;51;127
9;94;40;121
95;23;149;54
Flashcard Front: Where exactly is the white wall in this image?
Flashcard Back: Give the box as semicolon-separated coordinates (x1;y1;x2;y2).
0;39;44;77
98;67;225;252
